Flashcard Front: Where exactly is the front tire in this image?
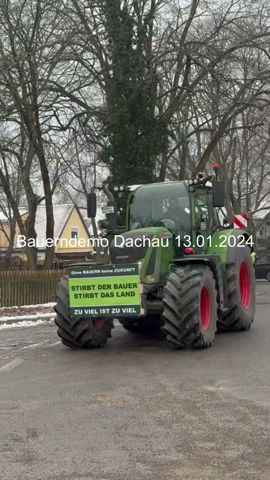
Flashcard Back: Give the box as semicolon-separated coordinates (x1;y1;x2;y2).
54;277;113;349
162;266;217;349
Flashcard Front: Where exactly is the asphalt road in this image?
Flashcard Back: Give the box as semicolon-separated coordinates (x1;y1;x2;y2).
0;281;270;480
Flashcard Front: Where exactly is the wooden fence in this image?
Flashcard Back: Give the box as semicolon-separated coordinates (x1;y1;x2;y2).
0;270;63;307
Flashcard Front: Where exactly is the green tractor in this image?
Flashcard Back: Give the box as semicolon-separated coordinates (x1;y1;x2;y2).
54;169;255;350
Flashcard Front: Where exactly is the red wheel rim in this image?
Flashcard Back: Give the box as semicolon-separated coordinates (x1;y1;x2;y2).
240;261;252;310
200;286;211;332
92;318;106;331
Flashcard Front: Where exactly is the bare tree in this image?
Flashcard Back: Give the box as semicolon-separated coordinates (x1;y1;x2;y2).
0;0;69;267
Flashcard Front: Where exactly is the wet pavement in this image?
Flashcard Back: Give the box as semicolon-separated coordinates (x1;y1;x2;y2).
0;281;269;480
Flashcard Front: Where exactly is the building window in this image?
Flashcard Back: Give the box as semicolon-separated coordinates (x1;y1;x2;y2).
71;227;79;240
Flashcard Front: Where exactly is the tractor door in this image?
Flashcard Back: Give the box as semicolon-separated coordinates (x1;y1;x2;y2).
193;187;215;253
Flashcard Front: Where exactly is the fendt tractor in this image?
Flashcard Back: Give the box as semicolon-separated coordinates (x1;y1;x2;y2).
54;165;255;350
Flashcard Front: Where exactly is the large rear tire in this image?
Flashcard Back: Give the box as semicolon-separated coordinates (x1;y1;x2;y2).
120;316;161;334
54;277;113;349
218;245;255;332
163;266;217;349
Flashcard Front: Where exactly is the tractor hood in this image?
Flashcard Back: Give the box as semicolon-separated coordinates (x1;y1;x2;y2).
110;227;175;284
110;227;170;263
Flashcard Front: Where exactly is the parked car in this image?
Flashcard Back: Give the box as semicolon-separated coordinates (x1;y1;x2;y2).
255;255;270;281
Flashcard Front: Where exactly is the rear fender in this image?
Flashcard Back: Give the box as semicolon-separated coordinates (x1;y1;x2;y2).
207;229;252;264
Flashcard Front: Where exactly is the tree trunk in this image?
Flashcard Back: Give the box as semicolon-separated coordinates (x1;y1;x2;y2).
2;218;16;269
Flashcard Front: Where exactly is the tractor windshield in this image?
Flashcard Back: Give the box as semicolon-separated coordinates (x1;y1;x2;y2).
129;183;191;235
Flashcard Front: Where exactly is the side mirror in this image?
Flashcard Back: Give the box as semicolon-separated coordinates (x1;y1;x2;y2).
87;192;97;218
212;180;225;207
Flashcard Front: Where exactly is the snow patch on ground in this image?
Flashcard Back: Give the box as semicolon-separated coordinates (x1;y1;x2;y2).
0;312;55;323
0;318;55;330
2;302;56;310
